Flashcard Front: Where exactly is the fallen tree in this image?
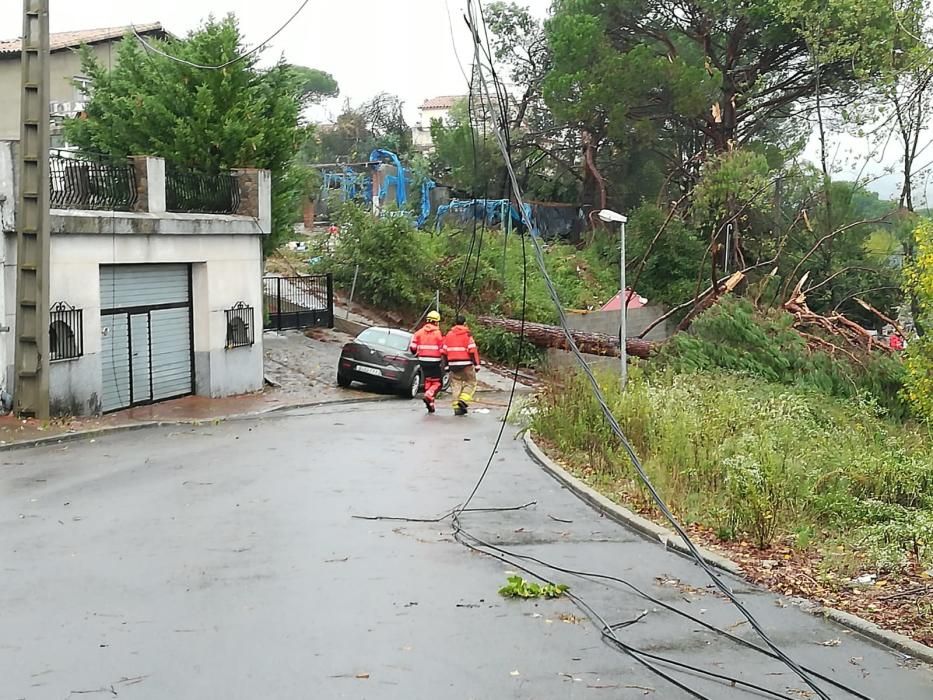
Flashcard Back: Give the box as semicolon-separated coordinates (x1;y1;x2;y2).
477;316;656;359
479;270;894;366
783;274;893;356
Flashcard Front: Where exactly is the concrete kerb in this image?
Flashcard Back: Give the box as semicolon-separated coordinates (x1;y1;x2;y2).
0;379;515;454
522;431;933;666
0;395;393;454
522;432;742;576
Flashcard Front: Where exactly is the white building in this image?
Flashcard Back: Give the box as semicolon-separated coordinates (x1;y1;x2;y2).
0;142;269;415
411;95;467;152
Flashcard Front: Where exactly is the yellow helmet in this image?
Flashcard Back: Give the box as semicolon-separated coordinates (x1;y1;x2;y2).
427;310;441;323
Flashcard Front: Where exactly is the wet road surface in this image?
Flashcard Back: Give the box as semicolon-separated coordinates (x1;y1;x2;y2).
1;398;930;699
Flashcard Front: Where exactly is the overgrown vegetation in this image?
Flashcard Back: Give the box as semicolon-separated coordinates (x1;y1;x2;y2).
657;298;909;419
533;367;933;573
903;219;933;421
65;15;336;252
315;203;617;365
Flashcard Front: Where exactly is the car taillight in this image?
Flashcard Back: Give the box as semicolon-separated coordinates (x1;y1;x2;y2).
384;354;408;364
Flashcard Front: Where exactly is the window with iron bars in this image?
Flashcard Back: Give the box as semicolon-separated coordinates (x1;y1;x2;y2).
50;302;84;361
225;302;255;349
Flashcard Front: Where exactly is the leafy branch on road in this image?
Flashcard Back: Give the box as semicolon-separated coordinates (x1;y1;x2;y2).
499;575;568;599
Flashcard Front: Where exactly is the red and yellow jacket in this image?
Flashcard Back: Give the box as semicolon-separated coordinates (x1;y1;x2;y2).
410;322;444;363
443;324;480;368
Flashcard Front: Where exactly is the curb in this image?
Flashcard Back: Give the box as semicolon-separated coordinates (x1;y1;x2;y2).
0;395;391;453
821;607;933;666
522;432;742;576
522;432;933;666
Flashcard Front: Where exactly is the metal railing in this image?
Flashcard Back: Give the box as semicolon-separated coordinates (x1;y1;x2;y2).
166;164;241;214
225;302;255;348
49;301;84;362
263;274;334;331
49;149;137;211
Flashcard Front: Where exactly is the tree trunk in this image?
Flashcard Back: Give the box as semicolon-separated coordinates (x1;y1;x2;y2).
581;128;607;210
477;316;655;359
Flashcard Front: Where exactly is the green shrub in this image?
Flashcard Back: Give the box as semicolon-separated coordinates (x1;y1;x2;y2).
322;203;436;314
471;324;545;367
902;218;933;421
532;368;933;570
657;297;910;419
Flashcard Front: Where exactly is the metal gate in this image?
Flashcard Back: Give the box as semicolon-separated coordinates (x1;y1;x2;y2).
100;265;194;412
263;274;334;331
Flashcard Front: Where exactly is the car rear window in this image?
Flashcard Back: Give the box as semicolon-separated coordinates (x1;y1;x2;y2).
357;328;411;352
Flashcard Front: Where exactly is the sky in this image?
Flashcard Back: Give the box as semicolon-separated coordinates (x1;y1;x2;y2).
0;0;928;205
0;0;552;123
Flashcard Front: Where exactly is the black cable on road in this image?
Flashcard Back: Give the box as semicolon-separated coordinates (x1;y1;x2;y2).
462;6;838;696
462;526;873;700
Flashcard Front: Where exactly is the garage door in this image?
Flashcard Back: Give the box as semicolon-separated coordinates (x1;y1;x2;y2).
100;265;193;412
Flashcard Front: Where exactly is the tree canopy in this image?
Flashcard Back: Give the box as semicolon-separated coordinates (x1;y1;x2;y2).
64;14;332;250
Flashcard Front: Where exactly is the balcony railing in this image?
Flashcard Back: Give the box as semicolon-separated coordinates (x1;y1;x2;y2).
165;164;241;215
49;149;137;211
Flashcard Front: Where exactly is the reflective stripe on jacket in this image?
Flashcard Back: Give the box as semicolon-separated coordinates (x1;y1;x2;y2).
410;323;444;362
443;324;480;367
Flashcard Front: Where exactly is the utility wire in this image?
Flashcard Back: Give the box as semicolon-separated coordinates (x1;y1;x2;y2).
132;0;311;70
461;3;837;698
468;537;874;700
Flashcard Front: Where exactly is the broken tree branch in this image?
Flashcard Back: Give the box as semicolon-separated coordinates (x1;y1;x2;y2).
855;298;907;338
783;216;892;299
638;255;779;339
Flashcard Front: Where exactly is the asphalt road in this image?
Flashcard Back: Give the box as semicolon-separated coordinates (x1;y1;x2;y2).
2;398;931;699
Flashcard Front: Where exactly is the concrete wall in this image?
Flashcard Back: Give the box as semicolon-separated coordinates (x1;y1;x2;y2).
564;305;671;342
2;224;265;414
0;44;113;140
0;145;270;415
0;142;14;393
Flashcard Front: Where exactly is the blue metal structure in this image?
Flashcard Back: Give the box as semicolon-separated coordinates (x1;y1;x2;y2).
435;198;537;235
416;179;436;228
369;149;408;209
320;168;371;203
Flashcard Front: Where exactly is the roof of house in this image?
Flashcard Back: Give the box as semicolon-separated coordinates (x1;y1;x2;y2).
601;289;648;311
0;22;165;56
420;95;467;110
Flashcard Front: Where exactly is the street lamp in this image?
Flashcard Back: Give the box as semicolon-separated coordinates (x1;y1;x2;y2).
598;209;628;388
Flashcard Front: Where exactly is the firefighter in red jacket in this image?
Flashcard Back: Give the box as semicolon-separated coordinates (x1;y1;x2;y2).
410;310;445;413
443;315;481;416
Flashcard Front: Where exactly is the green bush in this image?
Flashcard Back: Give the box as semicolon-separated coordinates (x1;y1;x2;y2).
471;324;545;367
532;368;933;570
318;205;619;366
902;219;933;422
323;204;436;314
656;297;910;419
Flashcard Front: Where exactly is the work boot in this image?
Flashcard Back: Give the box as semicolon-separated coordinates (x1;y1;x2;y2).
424;397;435;413
454;400;468;416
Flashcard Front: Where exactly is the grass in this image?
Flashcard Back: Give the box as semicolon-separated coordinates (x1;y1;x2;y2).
532;367;933;574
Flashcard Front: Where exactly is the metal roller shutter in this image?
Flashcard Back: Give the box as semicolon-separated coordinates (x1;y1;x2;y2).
100;265;193;412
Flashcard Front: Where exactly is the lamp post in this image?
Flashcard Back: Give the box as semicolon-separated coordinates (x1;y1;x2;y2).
598;209;628;388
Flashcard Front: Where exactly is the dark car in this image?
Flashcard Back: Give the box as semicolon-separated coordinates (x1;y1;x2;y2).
337;326;449;398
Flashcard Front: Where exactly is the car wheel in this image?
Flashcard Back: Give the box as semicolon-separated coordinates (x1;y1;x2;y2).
336;371;351;388
441;370;451;392
400;368;422;399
